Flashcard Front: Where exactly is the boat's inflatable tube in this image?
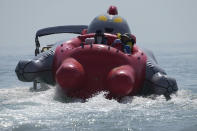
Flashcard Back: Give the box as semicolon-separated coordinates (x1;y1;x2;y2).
15;49;55;85
15;35;178;99
141;49;178;97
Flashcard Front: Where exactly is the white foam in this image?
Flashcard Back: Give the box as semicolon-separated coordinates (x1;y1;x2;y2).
0;86;197;131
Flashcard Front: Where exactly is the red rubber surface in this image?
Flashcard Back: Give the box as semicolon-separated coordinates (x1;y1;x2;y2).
53;34;147;99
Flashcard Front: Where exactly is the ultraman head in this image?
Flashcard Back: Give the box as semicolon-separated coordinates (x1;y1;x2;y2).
87;6;131;34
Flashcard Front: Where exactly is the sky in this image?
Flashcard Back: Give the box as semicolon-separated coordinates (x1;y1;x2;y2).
0;0;197;54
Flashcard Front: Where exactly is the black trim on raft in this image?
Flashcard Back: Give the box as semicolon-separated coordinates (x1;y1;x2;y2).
21;62;51;79
142;78;177;100
23;69;52;74
15;60;32;81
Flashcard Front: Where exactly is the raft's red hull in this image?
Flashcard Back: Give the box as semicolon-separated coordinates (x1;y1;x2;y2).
52;34;147;99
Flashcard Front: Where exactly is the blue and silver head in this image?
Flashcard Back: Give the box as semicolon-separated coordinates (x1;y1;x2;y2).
87;6;131;34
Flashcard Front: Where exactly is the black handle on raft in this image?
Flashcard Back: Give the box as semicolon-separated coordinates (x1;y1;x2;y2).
35;36;40;56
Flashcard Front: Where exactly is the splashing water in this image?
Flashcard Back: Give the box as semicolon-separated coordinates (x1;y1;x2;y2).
0;86;197;131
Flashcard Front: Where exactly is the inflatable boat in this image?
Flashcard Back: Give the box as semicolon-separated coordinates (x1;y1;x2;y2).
15;6;178;99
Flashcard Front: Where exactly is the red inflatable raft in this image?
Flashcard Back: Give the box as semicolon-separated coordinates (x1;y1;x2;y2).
53;33;147;99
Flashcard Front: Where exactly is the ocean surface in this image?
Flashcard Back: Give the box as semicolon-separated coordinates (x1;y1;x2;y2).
0;42;197;131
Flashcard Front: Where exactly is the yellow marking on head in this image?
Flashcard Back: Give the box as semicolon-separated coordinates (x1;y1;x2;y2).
98;15;108;21
113;17;123;23
117;33;121;39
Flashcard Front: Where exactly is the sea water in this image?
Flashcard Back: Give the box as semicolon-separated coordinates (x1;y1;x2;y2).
0;42;197;131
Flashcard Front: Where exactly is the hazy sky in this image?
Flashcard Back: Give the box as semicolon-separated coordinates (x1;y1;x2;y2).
0;0;197;52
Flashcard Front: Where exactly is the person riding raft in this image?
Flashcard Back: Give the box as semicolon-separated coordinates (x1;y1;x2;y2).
113;33;136;54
